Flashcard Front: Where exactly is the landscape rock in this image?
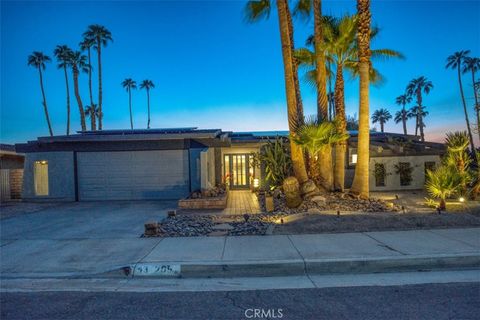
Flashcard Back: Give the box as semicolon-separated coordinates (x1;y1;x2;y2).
283;177;302;208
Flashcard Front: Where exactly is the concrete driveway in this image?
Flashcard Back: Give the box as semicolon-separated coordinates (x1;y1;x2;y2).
0;201;174;240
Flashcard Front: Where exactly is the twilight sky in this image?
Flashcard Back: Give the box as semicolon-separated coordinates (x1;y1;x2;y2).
1;0;479;144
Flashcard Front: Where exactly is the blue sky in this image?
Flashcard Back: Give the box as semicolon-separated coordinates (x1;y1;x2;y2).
1;0;479;144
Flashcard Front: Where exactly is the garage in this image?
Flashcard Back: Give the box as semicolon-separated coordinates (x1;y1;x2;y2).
77;150;190;201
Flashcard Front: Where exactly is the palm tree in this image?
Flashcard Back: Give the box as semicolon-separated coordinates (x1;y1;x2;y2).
85;104;100;129
350;0;372;199
395;94;412;135
27;51;53;136
139;80;155;129
53;45;73;135
406;76;433;142
293;118;349;189
80;37;96;130
446;50;475;154
67;51;89;131
245;0;310;186
409;105;428;136
372;108;392;133
83;24;113;130
425;166;463;211
463;56;480;141
122;78;137;130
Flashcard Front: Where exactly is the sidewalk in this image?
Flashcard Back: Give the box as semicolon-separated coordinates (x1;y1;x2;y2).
1;228;479;279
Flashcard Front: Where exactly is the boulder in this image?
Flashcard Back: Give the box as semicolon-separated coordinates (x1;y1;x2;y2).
310;195;327;204
283;177;302;208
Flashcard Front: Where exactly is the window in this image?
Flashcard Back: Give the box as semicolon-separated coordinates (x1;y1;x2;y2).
34;160;49;196
425;162;436;175
374;163;386;187
395;162;413;186
349;148;358;166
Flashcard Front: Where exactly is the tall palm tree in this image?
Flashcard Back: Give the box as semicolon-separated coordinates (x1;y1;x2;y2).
85;104;100;129
139;80;155;129
67;51;89;132
463;56;480;141
53;45;73;135
80;37;96;130
446;50;475;154
372;108;392;133
122;78;137;130
350;0;371;199
406;76;433;142
395;94;412;135
409;105;428;136
83;24;113;130
27;51;53;136
245;0;310;186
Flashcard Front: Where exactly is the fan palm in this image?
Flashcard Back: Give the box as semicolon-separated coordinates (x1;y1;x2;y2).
408;105;428;136
350;0;372;198
394;94;412;135
122;78;137;130
54;45;73;135
67;51;89;132
406;76;433;142
446;50;475;154
27;51;53;136
463;56;480;141
245;0;310;186
85;104;101;129
83;24;112;130
140;80;155;129
425;165;463;211
372;108;392;133
293;117;349;190
80;37;96;130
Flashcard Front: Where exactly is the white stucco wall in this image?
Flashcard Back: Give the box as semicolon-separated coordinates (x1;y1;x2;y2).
369;155;441;191
200;148;216;189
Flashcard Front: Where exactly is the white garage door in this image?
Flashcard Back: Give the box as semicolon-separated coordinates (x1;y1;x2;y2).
77;150;190;200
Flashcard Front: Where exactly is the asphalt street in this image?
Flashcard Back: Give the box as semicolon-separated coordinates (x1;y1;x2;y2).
1;282;479;320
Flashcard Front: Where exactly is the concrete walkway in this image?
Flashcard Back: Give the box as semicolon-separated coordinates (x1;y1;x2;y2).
1;228;479;279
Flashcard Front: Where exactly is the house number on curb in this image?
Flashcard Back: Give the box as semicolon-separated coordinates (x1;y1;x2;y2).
134;264;181;276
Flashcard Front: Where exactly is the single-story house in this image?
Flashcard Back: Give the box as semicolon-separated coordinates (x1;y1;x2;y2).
0;144;25;202
15;128;445;201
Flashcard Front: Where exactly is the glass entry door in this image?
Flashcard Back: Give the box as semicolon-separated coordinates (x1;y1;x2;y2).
224;154;249;189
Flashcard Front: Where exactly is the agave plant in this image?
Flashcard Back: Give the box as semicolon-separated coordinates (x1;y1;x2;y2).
259;136;292;189
425;166;463;210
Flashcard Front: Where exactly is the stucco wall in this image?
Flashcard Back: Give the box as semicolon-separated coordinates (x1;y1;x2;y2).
22;152;75;201
369;155;441;191
200;148;216;189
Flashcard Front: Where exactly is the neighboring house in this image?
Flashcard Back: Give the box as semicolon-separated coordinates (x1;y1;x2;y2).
16;128;445;201
0;144;24;202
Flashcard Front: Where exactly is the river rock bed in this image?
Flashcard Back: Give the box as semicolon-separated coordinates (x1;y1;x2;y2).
258;190;402;214
143;214;271;237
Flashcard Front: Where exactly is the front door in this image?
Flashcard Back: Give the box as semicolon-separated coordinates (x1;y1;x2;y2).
224;154;249;189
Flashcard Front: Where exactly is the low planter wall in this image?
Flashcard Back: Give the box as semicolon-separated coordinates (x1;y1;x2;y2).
178;192;228;210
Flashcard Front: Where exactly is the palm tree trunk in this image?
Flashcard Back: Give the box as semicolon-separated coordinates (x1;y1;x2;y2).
73;69;87;131
63;66;70;135
129;88;133;130
416;90;425;142
318;146;333;191
334;63;346;192
380;122;384;133
87;47;96;131
38;68;53;136
276;0;309;184
472;70;480;142
147;89;151;129
350;0;371;199
458;66;476;153
97;37;103;130
415;114;419;137
402;106;407;135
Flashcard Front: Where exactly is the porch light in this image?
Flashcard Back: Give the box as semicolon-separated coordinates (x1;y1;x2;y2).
351;154;358;164
253;178;260;188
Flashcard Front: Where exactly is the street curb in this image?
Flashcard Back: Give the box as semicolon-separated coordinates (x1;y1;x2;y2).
130;253;480;279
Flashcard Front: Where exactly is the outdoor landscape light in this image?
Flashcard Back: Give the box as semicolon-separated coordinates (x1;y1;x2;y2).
459;197;465;203
253;178;259;188
351;154;358;164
